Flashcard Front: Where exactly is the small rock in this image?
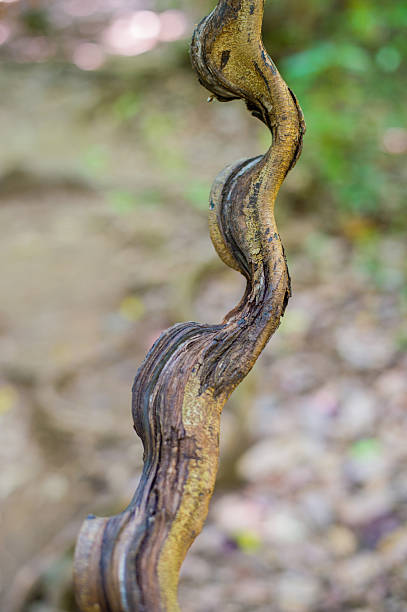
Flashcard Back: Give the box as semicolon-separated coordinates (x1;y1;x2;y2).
337;386;377;437
189;525;224;555
326;525;358;557
378;525;407;565
212;494;263;534
232;579;270;606
237;437;320;482
335;324;395;370
336;552;382;591
376;368;407;401
358;512;399;549
41;473;69;501
264;510;308;544
339;488;394;525
270;352;333;394
300;386;339;437
300;490;334;528
344;446;389;485
180;555;212;584
276;572;320;612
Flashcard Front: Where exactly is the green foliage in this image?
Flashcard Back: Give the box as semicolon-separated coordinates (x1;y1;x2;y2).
21;8;50;35
113;93;141;121
233;529;262;553
82;146;109;176
184;180;212;210
107;189;138;213
350;438;382;460
265;0;407;224
107;187;164;213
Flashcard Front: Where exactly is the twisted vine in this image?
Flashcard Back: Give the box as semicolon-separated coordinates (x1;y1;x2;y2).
74;1;305;610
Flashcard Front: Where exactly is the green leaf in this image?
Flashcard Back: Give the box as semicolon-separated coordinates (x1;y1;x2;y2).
350;438;382;459
234;529;261;553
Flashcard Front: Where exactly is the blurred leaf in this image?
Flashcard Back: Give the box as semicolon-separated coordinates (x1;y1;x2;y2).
283;42;370;81
0;384;18;416
283;42;335;80
234;529;261;553
376;46;402;72
108;188;163;212
184;181;211;210
350;438;382;460
138;188;163;208
113;92;141;121
21;9;50;35
348;2;379;41
337;44;371;72
82;146;109;175
118;295;145;322
340;217;377;242
107;189;138;213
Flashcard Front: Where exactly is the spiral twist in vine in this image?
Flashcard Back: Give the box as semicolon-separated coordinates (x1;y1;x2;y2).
74;0;305;610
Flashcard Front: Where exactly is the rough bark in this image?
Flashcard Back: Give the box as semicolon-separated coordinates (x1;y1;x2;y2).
74;0;305;610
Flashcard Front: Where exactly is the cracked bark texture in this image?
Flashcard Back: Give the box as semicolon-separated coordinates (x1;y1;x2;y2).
74;0;305;610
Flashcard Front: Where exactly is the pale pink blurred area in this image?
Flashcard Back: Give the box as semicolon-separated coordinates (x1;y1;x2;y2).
382;127;407;155
102;10;187;57
72;42;105;70
63;0;102;18
102;11;161;57
158;10;188;42
0;0;189;66
11;36;56;62
0;23;11;45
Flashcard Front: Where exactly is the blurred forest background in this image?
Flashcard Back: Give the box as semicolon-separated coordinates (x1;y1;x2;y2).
0;0;406;610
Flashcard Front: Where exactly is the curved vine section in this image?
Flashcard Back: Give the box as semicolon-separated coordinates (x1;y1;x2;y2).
74;1;305;610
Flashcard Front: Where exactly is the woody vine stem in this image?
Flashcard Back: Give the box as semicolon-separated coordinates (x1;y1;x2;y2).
74;0;305;610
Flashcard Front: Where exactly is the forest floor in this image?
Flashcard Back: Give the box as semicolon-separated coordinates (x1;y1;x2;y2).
0;65;406;612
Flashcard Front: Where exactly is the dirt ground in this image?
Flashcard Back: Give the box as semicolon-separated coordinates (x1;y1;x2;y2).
0;65;406;611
